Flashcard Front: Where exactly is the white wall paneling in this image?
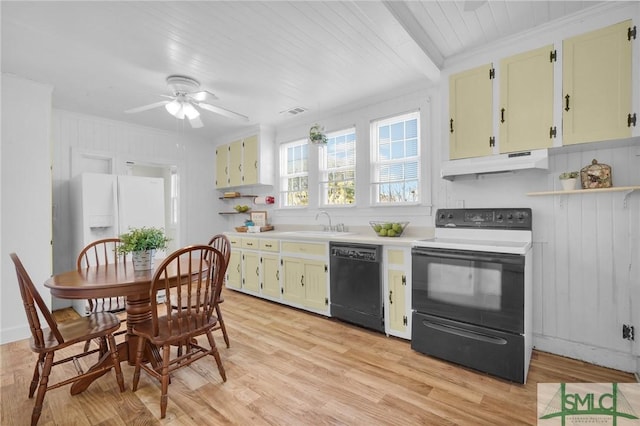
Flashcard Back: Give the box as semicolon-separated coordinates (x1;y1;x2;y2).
1;74;53;344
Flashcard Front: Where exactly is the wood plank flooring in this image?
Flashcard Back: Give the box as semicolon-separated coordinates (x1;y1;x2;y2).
1;289;636;425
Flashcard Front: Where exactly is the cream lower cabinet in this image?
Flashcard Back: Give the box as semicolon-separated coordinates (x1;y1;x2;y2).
260;239;281;300
280;240;329;315
384;246;411;340
226;236;242;290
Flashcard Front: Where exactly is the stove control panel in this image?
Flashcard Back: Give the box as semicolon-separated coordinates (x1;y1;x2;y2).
435;208;532;230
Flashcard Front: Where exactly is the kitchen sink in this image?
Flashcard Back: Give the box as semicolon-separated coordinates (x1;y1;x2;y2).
281;230;357;237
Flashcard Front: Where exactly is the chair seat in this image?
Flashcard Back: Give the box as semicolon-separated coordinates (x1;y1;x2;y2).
30;312;122;353
132;313;219;346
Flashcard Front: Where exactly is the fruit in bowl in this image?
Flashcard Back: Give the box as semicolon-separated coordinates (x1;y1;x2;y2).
369;221;409;237
234;205;250;213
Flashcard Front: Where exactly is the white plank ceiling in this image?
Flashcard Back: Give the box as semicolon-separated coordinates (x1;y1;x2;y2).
1;1;603;140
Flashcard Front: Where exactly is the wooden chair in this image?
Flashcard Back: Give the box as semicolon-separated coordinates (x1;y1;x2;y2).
208;234;231;347
131;245;227;419
172;234;231;352
10;253;125;426
77;238;127;351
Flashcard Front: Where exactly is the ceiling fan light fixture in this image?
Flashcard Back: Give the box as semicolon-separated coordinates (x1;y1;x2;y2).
182;102;200;119
165;100;182;117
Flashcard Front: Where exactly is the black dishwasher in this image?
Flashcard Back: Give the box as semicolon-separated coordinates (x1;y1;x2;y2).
329;242;384;333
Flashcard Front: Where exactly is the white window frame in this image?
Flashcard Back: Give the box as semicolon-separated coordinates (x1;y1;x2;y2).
370;111;421;205
279;139;309;208
319;127;356;207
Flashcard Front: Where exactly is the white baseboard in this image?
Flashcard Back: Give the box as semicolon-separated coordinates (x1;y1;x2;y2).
533;334;635;373
0;325;30;345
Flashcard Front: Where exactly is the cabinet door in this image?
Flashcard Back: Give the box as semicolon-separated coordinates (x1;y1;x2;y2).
563;20;632;145
215;144;229;189
388;268;407;334
282;257;304;304
242;135;259;186
262;253;280;298
242;251;260;292
302;260;327;311
228;139;243;187
226;249;242;289
449;63;494;159
499;45;554;153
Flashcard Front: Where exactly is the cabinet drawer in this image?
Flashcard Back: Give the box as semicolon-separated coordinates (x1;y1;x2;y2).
281;241;327;256
241;238;260;249
260;239;280;252
228;236;241;246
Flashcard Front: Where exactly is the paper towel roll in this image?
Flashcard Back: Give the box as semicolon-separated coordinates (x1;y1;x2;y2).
254;196;275;205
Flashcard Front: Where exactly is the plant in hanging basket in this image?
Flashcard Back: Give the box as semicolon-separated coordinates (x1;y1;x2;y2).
117;226;170;255
309;123;327;145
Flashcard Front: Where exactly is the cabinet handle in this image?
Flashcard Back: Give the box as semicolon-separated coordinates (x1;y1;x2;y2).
500;108;505;123
449;118;454;133
389;290;393;304
301;275;304;287
564;94;570;112
276;270;279;281
256;266;259;276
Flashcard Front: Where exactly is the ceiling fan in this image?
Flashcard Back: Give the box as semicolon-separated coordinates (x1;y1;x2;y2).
125;75;249;128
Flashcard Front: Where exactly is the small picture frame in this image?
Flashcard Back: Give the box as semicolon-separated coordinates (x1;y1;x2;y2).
250;211;268;227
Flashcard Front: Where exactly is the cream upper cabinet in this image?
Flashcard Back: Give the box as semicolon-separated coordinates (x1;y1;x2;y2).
228;139;243;187
449;63;494;159
214;127;275;189
215;144;228;189
499;45;555;153
563;20;633;145
242;134;259;186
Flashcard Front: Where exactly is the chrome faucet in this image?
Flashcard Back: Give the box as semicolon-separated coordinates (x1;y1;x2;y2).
315;210;333;231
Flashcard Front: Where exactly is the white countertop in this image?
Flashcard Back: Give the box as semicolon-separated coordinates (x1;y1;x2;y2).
224;225;435;247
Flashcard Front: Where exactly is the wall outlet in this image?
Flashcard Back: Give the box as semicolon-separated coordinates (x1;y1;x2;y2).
622;324;634;341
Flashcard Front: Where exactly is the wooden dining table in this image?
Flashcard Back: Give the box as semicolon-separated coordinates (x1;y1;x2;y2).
44;258;205;395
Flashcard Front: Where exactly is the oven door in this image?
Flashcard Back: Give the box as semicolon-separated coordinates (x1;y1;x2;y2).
412;247;525;334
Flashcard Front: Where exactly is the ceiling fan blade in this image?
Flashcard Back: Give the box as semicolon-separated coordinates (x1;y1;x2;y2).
124;100;169;114
189;90;218;102
189;115;204;128
197;102;249;122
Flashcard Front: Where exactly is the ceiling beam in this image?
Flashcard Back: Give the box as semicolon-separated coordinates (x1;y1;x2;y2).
382;0;444;71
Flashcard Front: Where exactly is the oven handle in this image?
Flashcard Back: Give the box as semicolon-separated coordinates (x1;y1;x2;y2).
422;320;508;345
412;248;522;265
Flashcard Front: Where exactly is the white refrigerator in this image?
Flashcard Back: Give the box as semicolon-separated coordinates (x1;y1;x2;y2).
71;173;166;313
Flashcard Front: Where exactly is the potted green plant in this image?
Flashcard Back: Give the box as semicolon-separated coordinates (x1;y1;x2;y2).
117;226;170;270
559;171;579;191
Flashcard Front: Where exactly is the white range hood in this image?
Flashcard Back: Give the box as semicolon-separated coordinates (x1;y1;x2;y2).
440;149;549;180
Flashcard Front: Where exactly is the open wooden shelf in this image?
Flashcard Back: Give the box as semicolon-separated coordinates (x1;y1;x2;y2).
527;185;640;196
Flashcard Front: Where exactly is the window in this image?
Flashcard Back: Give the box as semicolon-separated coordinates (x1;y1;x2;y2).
371;111;420;204
319;127;356;206
279;139;309;207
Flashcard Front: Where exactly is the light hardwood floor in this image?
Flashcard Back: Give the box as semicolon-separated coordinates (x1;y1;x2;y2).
1;289;636;425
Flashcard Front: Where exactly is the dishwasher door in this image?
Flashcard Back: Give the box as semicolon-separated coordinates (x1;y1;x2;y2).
329;242;384;332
